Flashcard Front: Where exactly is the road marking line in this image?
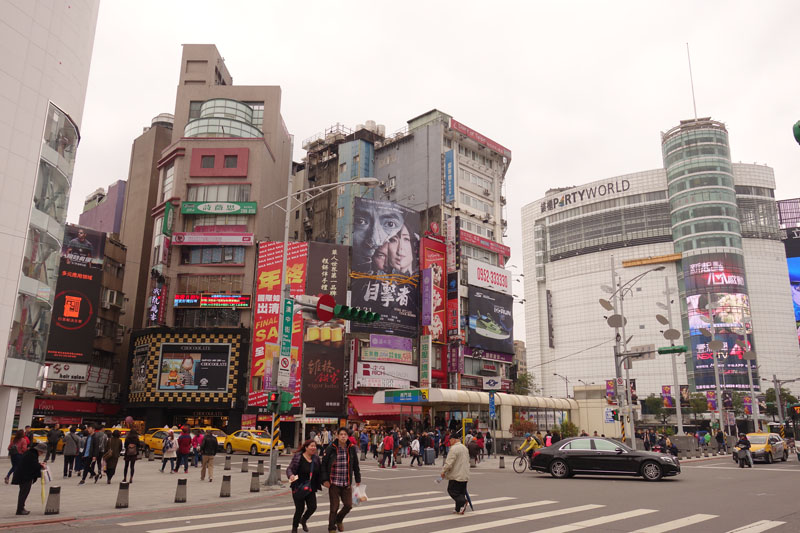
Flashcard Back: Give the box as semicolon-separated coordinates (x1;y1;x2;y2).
431;504;605;533
361;474;484;480
631;514;717;532
236;497;520;533
693;466;800;473
534;509;658;533
119;491;442;526
725;520;787;532
342;500;560;533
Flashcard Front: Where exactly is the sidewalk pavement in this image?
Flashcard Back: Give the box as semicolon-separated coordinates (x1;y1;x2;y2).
0;454;290;527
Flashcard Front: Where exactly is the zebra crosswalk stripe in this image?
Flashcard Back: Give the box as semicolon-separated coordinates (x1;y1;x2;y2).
431;504;605;533
535;509;658;533
725;520;787;533
631;513;717;533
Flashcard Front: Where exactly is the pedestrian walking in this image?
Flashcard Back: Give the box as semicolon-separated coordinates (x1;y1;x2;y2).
199;429;217;482
12;442;46;515
103;430;123;483
321;427;361;533
160;430;177;473
94;428;109;482
45;423;62;463
63;426;80;477
379;431;394;468
123;430;141;483
79;425;100;484
716;429;727;454
191;429;203;468
441;433;470;514
5;430;28;484
485;431;493;458
176;426;192;473
287;439;322;533
409;435;422;467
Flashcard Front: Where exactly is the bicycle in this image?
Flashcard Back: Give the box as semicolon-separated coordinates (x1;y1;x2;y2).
512;450;529;474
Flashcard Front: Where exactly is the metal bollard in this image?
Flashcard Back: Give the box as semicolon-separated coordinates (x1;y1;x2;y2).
115;482;130;509
499;456;505;469
224;455;231;470
175;478;187;503
220;474;231;497
241;457;249;472
360;451;366;461
250;471;260;492
257;459;264;475
469;456;476;468
45;486;61;515
148;448;154;462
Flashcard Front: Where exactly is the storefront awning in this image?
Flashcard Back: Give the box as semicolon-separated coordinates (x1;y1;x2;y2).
349;395;418;417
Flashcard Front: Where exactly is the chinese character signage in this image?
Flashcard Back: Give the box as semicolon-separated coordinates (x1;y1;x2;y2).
467;287;514;354
277;298;294;389
157;343;230;392
301;320;345;413
305;242;349;303
447;272;460;339
45;261;102;363
130;344;149;394
174;294;251;308
421;237;447;343
163;202;175;236
180;201;258;215
355;362;417;389
419;334;432;388
361;346;413;364
369;334;412;351
349;198;420;337
422;268;432;327
444;150;455;203
148;284;166;326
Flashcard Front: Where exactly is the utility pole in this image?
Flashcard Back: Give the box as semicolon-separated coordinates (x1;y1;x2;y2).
664;277;684;435
618;285;637;450
609;258;626;444
774;374;785;423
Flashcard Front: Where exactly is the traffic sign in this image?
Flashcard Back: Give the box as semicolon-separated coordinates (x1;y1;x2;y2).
316;294;335;322
489;391;496;419
277;298;294;389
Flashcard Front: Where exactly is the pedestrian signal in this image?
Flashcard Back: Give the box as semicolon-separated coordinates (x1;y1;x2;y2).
612;409;619;421
334;304;380;323
267;392;279;412
279;391;293;414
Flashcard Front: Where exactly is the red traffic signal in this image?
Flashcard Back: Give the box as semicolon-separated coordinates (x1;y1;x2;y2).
268;392;279;403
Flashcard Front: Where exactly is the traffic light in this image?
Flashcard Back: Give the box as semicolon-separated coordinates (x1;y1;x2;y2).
334;304;380;323
612;409;619;421
279;391;293;414
267;391;279;412
657;345;688;355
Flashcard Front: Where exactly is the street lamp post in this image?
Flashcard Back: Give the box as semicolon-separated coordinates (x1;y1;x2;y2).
261;174;379;485
656;277;684;435
553;373;570;397
699;292;728;438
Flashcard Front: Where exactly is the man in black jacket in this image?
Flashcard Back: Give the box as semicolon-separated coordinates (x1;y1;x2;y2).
79;425;99;484
45;423;62;463
320;428;361;533
199;429;218;482
12;442;46;515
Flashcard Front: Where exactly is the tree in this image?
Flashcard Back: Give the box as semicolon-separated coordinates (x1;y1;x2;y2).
514;372;536;396
688;393;708;427
644;395;668;426
764;388;798;420
730;391;746;418
560;419;579;438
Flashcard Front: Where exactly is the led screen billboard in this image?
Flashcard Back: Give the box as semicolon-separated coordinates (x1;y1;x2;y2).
467;287;513;354
157;343;230;392
784;233;800;346
45;262;102;363
61;225;105;269
349;198;420;336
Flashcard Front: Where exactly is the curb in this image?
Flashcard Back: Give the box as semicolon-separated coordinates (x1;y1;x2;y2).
680;455;731;463
0;517;76;530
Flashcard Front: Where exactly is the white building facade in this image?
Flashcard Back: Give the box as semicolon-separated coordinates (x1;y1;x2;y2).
522;119;798;402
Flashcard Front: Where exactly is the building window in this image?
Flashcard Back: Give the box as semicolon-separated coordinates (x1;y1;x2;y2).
337;208;344;219
176;274;244;293
444;137;452;148
460;192;491;213
181;246;246;265
387;176;396;190
187;184;250;202
175;308;240;328
189;101;203;120
185;214;247;231
161;164;174;202
224;155;238;168
201;155;215;168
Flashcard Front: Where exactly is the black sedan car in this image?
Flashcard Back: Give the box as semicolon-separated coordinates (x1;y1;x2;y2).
530;436;680;481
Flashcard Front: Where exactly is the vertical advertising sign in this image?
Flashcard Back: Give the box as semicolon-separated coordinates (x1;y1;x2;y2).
706;391;717;411
680;385;690;408
447;272;460;340
419;335;432;388
467;287;514;354
446;218;456;272
421;237;447;343
783;233;800;347
301;320;345;413
349;198;420;337
250;242;307;406
306;242;349;303
444;150;455;203
45;262;102;363
421;268;432;327
661;385;674;408
743;395;753;415
605;380;616;404
277;298;294;389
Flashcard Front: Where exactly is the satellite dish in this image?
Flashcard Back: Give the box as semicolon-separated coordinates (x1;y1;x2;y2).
656;314;670;325
599;298;614;311
601;284;614;294
708;340;724;352
607;314;627;328
656;302;669;310
663;329;681;341
699;328;713;337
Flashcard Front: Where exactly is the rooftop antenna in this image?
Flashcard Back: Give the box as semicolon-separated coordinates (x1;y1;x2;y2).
686;43;698;120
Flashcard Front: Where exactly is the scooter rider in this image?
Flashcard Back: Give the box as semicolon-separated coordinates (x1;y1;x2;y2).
736;433;753;468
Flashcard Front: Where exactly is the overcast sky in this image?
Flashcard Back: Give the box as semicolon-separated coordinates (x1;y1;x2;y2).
69;1;800;342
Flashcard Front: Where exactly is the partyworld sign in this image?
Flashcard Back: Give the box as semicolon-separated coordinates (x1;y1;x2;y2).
540;179;631;213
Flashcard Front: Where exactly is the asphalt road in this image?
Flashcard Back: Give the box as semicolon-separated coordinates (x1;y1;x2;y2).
6;454;800;532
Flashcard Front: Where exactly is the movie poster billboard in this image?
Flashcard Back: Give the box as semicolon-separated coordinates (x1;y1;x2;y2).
784;233;800;346
61;225;105;269
349;198;420;337
467;287;513;354
421;237;446;343
45;262;102;363
605;379;616;404
680;385;690;407
301;321;345;414
683;253;759;391
157;343;230;392
662;385;674;408
249;242;307;406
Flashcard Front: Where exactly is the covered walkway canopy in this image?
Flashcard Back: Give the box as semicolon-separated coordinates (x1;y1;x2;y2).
373;388;578;410
348;395;421;418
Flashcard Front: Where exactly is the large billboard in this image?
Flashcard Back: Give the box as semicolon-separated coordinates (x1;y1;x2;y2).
784;232;800;346
683;253;758;391
301;321;345;414
467;287;513;354
157;343;230;392
306;242;349;303
420;237;446;343
349;198;420;337
45;262;102;363
61;225;105;269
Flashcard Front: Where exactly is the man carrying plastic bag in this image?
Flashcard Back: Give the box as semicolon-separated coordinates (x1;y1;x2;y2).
440;432;470;514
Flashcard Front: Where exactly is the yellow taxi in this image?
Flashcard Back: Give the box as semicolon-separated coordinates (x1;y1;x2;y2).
745;432;788;463
142;428;172;456
10;428;65;453
194;427;228;451
223;429;284;456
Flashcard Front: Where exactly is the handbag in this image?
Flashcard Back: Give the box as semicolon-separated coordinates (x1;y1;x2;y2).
291;459;315;495
377;442;384;453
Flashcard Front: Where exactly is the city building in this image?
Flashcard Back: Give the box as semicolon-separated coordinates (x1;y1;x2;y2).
522;117;798;403
124;45;292;430
36;227;126;426
78;179;127;234
0;0;99;452
513;340;528;376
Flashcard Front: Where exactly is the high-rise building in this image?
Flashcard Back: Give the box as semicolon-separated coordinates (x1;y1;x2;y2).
522;118;797;402
513;340;528;376
123;45;292;429
0;0;99;452
78;179;127;234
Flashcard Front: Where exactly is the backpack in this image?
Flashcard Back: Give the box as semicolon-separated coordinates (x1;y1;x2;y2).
125;442;138;457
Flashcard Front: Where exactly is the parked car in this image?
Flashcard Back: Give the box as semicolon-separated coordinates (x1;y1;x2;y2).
224;429;284;456
10;429;65;453
142;429;170;456
732;433;788;464
530;436;681;481
194;427;228;451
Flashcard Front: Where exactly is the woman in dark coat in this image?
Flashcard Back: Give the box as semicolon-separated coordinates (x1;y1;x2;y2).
123;430;141;483
12;442;46;515
286;439;322;533
103;430;123;483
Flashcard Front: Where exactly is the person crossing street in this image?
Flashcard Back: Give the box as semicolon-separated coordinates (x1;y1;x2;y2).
441;432;470;514
321;427;361;533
